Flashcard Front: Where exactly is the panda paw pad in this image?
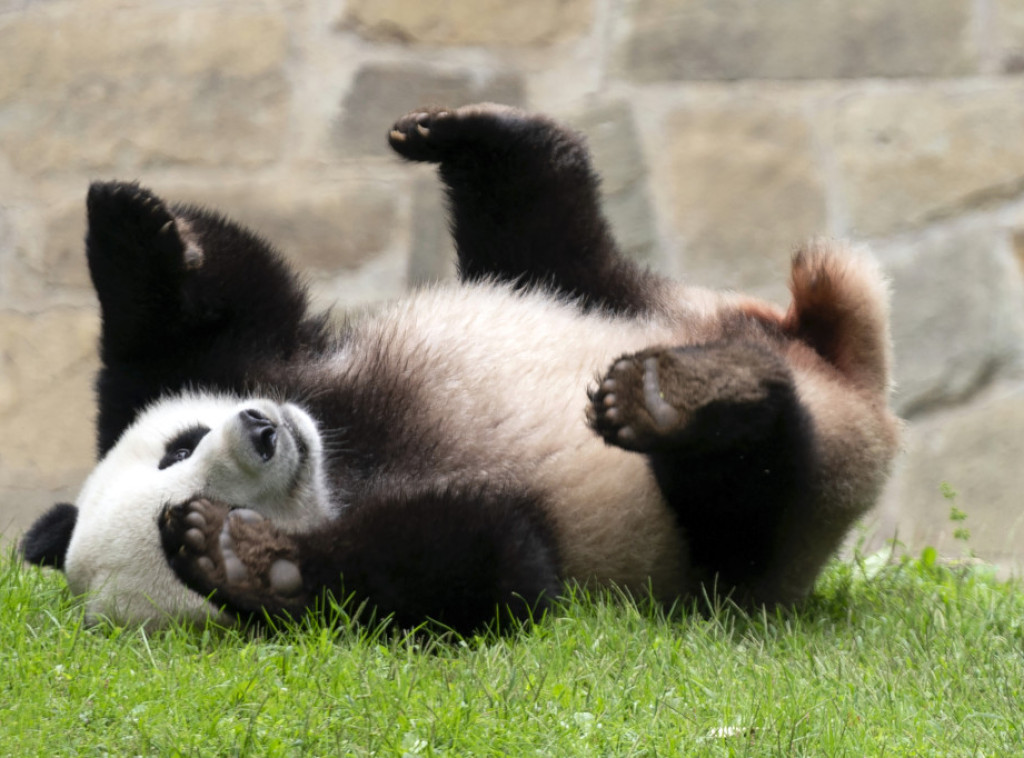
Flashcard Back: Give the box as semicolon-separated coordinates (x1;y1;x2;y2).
160;498;306;613
588;350;686;452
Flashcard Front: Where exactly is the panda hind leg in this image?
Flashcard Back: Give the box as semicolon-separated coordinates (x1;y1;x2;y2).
588;341;799;454
589;342;819;601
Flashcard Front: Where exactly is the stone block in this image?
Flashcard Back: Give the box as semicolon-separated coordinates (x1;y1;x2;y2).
873;385;1024;572
41;196;90;291
828;85;1024;237
0;7;289;176
336;64;524;156
569;102;657;262
615;0;976;82
877;221;1024;417
339;0;593;47
0;308;98;539
0;206;15;301
661;100;827;297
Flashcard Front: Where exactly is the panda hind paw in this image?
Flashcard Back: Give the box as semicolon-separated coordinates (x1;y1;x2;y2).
160;498;306;616
588;350;688;453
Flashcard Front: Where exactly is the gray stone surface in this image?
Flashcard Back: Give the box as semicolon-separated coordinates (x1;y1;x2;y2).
874;384;1024;572
0;8;290;176
828;84;1024;237
570;101;657;262
661;99;828;296
0;207;14;300
40;196;90;290
0;308;98;541
878;221;1024;417
336;65;525;156
339;0;593;47
407;173;456;288
616;0;976;82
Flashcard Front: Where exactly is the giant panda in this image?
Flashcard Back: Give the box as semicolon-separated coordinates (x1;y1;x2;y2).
20;103;900;634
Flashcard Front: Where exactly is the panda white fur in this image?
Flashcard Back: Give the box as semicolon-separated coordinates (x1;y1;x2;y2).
21;104;900;633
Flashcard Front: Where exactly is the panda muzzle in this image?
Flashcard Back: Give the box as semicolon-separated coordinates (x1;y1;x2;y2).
239;408;277;462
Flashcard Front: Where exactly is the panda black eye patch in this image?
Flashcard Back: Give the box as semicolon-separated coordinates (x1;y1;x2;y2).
158;425;211;470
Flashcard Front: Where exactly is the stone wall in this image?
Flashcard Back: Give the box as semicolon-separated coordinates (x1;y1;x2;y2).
2;0;1024;569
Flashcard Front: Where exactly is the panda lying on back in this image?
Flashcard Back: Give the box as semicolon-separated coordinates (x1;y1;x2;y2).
21;104;899;634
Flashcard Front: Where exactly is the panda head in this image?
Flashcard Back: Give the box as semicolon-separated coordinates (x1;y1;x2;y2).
20;391;332;628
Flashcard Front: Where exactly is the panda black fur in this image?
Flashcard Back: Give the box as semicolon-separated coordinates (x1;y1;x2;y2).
21;104;900;633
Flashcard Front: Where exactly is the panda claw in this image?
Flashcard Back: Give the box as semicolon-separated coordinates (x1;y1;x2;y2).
388;105;498;163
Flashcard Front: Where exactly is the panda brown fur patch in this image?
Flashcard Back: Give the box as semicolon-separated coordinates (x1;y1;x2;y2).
22;103;900;634
783;240;893;396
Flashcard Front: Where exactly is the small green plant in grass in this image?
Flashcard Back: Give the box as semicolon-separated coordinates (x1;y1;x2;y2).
942;481;973;549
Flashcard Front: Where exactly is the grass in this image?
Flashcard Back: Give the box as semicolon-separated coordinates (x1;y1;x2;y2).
2;544;1023;757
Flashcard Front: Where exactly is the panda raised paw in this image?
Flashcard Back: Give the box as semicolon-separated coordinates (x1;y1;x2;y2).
388;103;529;163
160;498;307;619
86;181;191;263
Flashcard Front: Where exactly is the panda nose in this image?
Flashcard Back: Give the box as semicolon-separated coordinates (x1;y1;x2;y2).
239;408;277;462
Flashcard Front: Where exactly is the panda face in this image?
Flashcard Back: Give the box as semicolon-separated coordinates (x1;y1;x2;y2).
62;392;331;627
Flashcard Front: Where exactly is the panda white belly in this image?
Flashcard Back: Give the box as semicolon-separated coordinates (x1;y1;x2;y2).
332;282;694;597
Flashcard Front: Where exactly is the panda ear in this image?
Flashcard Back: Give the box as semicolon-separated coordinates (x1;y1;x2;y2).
20;503;78;570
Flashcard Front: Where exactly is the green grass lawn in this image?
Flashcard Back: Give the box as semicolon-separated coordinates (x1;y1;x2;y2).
2;544;1022;757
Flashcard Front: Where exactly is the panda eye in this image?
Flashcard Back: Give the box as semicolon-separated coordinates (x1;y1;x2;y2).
158;425;210;470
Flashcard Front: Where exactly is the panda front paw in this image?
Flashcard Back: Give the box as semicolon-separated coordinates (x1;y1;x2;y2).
387;103;528;163
85;181;204;321
159;498;307;618
86;181;191;266
87;181;175;235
